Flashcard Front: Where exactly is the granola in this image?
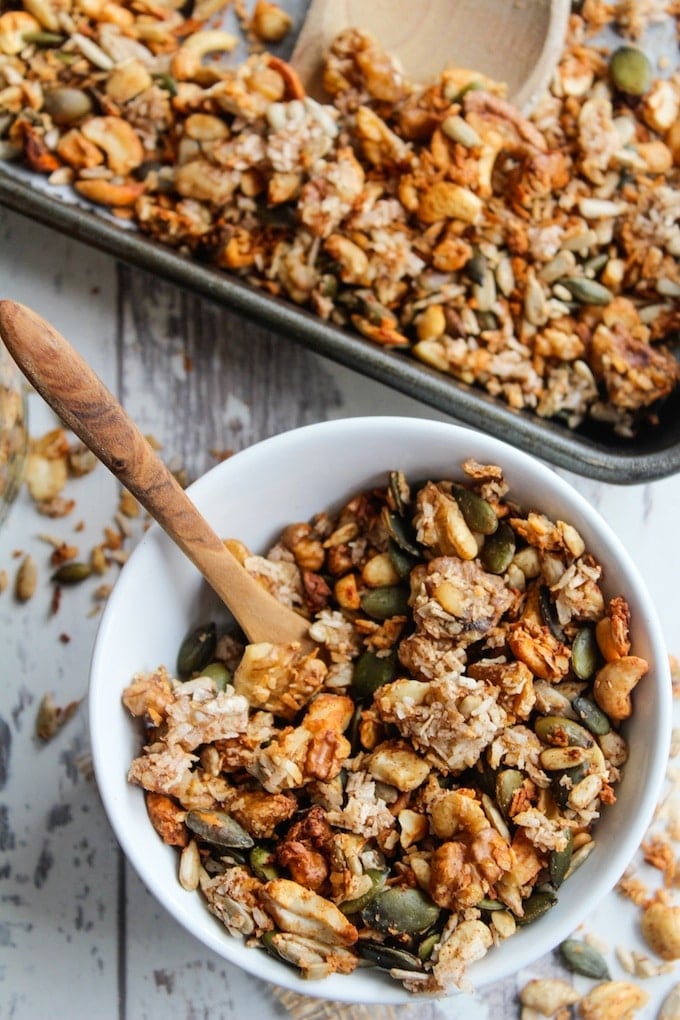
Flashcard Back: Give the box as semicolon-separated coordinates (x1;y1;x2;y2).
1;2;679;438
123;461;648;994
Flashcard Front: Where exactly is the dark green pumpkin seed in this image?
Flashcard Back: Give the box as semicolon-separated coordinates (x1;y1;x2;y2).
177;622;217;678
418;931;441;961
496;768;524;816
571;625;598;680
560;277;614;306
151;71;178;96
24;30;66;45
452;484;498;535
339;868;389;915
249;845;279;882
538;585;564;641
535;715;593;749
185;809;254;850
516;889;557;925
559;937;611;979
549;828;573;888
465;250;487;286
572;695;611;736
479;521;515;574
552;762;589;808
352;649;398;699
358;940;424;973
51;562;92;584
382;507;421;556
387;538;419;580
477;897;505;911
361;886;441;935
360;586;410;621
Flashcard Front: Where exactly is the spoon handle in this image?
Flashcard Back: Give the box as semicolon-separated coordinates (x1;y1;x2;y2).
0;300;310;648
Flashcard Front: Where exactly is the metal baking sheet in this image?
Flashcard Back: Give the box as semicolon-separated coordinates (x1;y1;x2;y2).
1;4;679;485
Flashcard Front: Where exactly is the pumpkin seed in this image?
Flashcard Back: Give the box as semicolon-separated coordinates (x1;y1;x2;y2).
480;521;515;574
42;86;93;125
382;507;420;556
477;897;506;911
552;762;589;808
151;71;178;96
559;937;611;979
361;886;441;935
516;889;557;925
387;538;419;580
549;828;573;888
609;45;653;96
572;695;611;736
465;250;488;286
23;30;66;45
560;277;614;306
564;839;595;880
358;940;424;973
51;561;92;584
571;625;599;680
388;470;411;514
185;809;254;850
496;768;524;816
360;585;410;621
535;715;593;749
538;585;564;640
249;845;279;882
339;868;389;915
352;648;398;699
452;484;498;535
199;661;232;689
177;622;217;678
418;931;441;961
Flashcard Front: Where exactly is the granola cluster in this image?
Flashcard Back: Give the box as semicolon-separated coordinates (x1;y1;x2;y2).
123;462;649;994
1;2;679;436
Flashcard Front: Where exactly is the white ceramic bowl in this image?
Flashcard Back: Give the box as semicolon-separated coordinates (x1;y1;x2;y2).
89;417;671;1004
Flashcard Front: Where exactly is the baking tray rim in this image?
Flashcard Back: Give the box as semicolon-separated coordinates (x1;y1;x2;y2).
1;168;678;486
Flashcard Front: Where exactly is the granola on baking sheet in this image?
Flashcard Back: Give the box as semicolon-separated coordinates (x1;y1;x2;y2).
123;463;649;994
1;2;679;437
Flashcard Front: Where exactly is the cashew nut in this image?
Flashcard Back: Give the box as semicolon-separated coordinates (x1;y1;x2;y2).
80;116;144;175
0;10;40;54
74;178;145;207
592;655;648;721
170;29;238;82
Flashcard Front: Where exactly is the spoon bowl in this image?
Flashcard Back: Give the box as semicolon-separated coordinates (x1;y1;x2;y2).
0;300;311;649
291;0;572;110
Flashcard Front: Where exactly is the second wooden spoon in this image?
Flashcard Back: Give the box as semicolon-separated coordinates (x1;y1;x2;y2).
291;0;572;111
0;300;312;649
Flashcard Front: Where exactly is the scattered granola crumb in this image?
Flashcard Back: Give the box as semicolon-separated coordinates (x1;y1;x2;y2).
35;692;81;742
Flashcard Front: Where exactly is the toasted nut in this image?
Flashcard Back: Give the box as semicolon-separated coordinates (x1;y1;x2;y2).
250;1;292;43
418;181;483;225
361;552;401;588
578;979;648;1019
260;879;359;945
15;554;37;602
593;655;648;721
640;898;680;960
365;739;430;792
105;59;153;104
171;29;238;82
74;179;145;207
80;116;144;175
0;10;40;53
520;977;580;1015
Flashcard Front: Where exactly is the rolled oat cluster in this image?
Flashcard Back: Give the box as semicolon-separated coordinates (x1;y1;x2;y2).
123;461;648;993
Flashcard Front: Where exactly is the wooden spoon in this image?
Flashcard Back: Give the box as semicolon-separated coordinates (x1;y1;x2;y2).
0;300;312;649
291;0;571;111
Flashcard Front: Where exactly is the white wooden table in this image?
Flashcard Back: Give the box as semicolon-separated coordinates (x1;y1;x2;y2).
1;204;679;1020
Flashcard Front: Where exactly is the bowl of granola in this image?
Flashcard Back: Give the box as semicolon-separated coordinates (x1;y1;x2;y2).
89;417;671;1003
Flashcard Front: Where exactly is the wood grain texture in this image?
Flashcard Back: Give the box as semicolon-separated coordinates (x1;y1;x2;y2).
0;299;311;647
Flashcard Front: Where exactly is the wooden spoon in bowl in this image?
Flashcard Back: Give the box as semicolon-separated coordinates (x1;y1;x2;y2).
291;0;571;111
0;300;312;650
